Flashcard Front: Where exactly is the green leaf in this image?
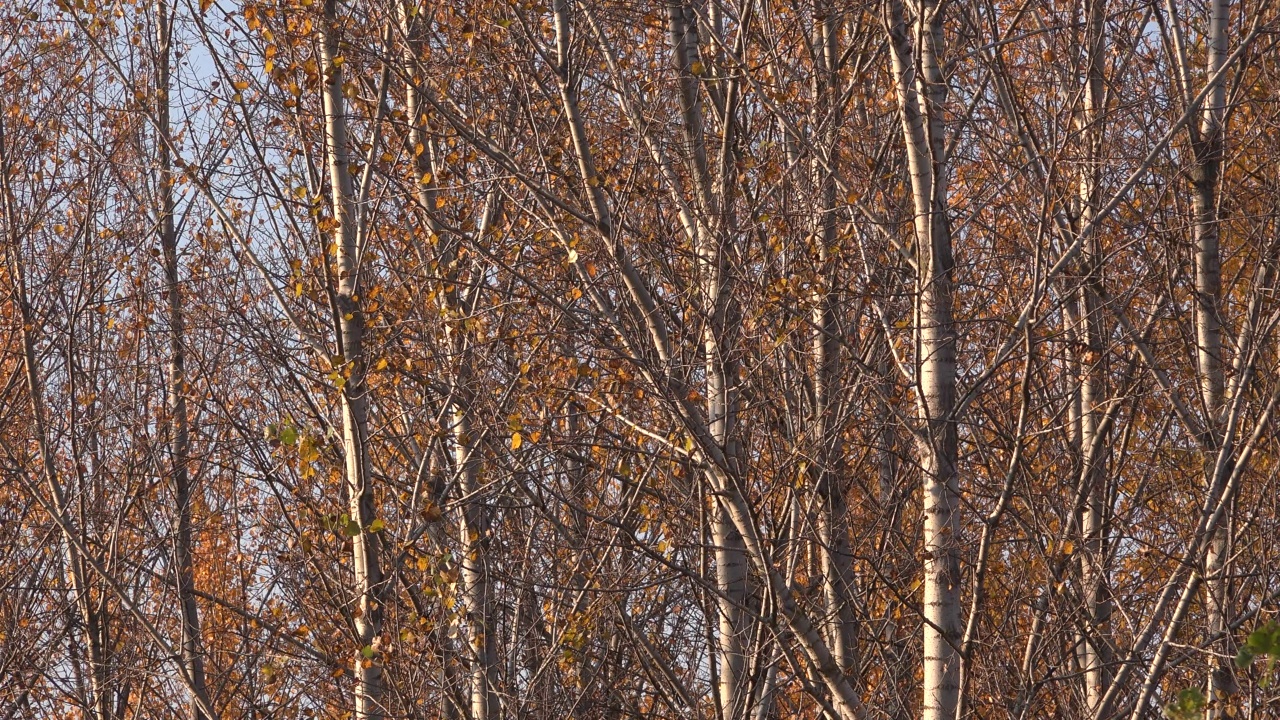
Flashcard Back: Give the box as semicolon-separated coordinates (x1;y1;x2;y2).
360;645;374;659
1246;622;1280;654
368;518;385;533
1236;648;1255;669
278;424;298;446
1163;687;1206;720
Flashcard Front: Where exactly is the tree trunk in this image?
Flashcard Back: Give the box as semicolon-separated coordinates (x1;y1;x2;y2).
885;0;959;717
1073;0;1112;710
1196;0;1232;713
320;3;383;716
666;4;750;716
402;11;500;716
811;0;858;684
155;3;211;716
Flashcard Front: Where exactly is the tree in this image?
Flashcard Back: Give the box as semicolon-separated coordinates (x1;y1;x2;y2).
6;0;1280;718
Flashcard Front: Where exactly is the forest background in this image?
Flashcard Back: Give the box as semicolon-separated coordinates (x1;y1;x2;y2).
4;0;1280;718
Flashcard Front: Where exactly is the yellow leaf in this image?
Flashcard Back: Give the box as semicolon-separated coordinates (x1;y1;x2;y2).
511;432;523;450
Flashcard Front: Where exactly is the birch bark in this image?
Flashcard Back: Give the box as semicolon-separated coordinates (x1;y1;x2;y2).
665;4;750;717
400;9;500;716
1072;0;1112;709
319;3;384;716
885;0;959;717
1195;0;1233;712
913;178;960;720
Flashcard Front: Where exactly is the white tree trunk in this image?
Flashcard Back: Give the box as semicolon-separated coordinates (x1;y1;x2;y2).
886;0;959;717
400;10;500;717
320;4;383;716
1073;0;1112;710
1197;0;1232;713
665;4;753;715
664;4;750;716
